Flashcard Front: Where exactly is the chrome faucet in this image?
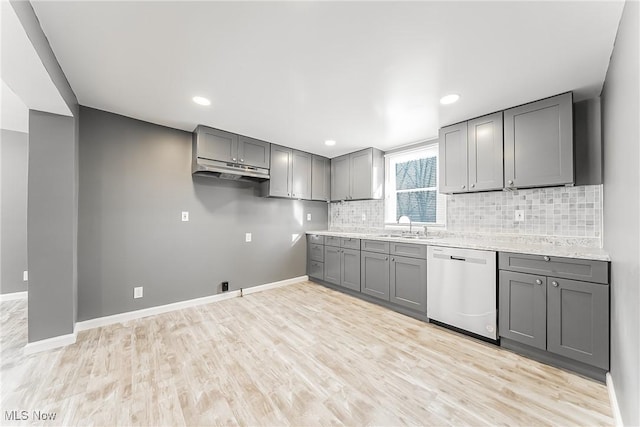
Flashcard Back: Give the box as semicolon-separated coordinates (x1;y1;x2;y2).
397;215;412;234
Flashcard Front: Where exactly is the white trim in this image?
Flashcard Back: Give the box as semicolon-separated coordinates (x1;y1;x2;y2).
242;275;308;295
24;331;77;355
606;372;624;427
76;275;307;332
0;291;28;302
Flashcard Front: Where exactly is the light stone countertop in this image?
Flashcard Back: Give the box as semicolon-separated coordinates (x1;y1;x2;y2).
306;230;611;261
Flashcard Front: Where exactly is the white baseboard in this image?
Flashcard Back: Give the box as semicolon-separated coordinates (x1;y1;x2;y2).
0;291;28;302
75;275;307;332
24;331;77;355
242;275;308;295
606;372;624;427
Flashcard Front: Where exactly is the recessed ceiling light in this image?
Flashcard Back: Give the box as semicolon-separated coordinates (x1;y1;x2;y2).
440;94;460;105
324;140;336;146
192;96;211;106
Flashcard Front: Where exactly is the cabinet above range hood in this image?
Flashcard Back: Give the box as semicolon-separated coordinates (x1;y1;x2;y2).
192;125;271;182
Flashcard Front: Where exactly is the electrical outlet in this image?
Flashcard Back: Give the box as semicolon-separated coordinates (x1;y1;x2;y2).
307;213;311;221
133;287;143;299
245;232;252;242
221;281;229;292
23;271;28;282
362;213;367;221
181;211;189;222
514;210;525;222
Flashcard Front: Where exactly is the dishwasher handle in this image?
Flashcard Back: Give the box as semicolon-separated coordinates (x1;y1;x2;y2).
450;256;467;262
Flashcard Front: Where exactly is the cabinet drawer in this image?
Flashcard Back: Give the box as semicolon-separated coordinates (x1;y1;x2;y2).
499;252;608;284
307;234;324;245
361;240;390;254
308;243;324;262
341;238;361;250
308;260;324;280
325;236;341;247
390;242;427;259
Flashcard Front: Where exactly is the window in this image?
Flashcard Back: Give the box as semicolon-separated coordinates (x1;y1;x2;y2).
384;143;446;225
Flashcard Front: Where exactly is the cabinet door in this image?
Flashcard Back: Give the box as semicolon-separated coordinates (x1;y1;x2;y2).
390;255;427;312
331;154;350;201
269;145;292;198
292;150;312;200
468;112;503;191
499;271;547;349
311;155;330;201
350;149;373;200
324;246;341;285
547;278;609;369
504;92;573;188
238;136;270;169
438;122;469;193
196;127;238;163
308;260;324;280
308;243;324;262
341;248;361;292
361;252;390;300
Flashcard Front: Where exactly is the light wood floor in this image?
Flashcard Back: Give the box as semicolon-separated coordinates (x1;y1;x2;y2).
1;281;613;426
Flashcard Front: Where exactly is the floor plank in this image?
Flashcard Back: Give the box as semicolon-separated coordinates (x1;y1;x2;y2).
0;282;613;426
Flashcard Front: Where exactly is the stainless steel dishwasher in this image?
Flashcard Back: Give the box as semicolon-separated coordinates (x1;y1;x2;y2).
427;246;497;340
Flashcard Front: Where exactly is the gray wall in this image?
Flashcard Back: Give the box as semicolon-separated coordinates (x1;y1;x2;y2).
0;129;28;294
78;107;328;321
27;111;76;341
11;0;80;330
602;1;640;425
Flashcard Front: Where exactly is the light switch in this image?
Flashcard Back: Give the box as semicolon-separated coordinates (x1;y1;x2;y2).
245;233;252;242
514;210;525;222
23;271;28;282
134;287;143;299
181;211;189;222
307;213;312;221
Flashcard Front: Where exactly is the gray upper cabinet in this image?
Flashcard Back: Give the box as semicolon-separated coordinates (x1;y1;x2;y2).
195;126;238;163
439;121;468;194
499;270;548;350
439;112;503;194
468;112;504;191
547;277;609;369
195;126;271;168
331;154;351;201
331;148;384;201
504;92;574;189
292;150;312;199
311;155;331;201
238;136;270;169
264;145;313;200
268;145;293;198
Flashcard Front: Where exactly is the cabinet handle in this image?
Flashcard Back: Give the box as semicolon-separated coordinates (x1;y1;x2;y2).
507;180;513;185
544;256;550;262
535;279;542;285
391;257;395;262
552;281;559;287
471;184;475;188
232;158;237;162
240;158;244;162
385;257;388;260
461;185;466;189
288;193;290;196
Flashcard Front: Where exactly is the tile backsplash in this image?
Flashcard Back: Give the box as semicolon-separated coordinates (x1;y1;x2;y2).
328;185;603;244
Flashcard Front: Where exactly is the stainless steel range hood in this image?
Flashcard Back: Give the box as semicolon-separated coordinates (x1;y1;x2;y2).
192;157;270;182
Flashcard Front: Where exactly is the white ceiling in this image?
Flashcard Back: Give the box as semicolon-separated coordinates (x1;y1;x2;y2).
31;1;623;157
1;1;71;119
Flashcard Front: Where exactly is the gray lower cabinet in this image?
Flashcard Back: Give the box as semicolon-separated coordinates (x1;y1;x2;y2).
504;92;573;188
499;270;547;350
547;277;609;369
390;255;427;312
361;251;390;300
499;252;610;373
323;245;361;291
311;155;331;201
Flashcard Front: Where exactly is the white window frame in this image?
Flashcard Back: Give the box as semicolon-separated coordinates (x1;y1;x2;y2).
384;143;446;227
